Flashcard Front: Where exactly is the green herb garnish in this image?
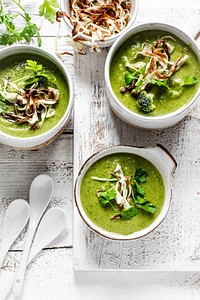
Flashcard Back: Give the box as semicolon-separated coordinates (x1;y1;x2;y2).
23;60;57;89
0;0;59;47
134;196;157;214
94;164;157;222
133;179;145;196
0;0;41;46
39;0;59;23
97;188;117;212
134;168;148;183
181;75;197;88
25;60;43;72
121;207;138;220
125;70;138;85
151;79;171;90
132;168;156;213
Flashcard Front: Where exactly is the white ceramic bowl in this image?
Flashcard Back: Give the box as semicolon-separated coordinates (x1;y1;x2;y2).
60;0;138;48
74;145;177;240
0;45;73;149
105;22;200;129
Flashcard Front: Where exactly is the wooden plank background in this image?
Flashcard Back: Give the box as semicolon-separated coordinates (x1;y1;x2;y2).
0;0;200;299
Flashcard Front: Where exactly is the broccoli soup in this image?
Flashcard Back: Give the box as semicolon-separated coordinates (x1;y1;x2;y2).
110;30;200;116
80;153;165;236
0;54;69;137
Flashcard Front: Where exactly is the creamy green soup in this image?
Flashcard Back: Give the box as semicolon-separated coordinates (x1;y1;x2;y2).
110;30;200;116
80;153;165;235
0;54;69;137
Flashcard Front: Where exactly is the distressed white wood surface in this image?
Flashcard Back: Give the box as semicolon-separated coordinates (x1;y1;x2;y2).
0;0;200;299
1;248;200;300
0;134;73;249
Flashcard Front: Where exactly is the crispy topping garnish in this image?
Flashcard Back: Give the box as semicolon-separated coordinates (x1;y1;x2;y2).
121;37;189;96
112;164;131;209
1;78;59;130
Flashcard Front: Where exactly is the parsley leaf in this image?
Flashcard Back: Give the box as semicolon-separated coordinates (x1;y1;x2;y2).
152;79;171;90
24;75;47;87
134;168;148;183
134;196;157;214
133;179;145;196
0;33;21;45
25;60;43;72
177;76;197;90
20;23;39;43
24;60;46;87
125;70;138;85
97;188;117;207
23;60;58;88
183;75;197;87
39;0;59;23
121;206;138;220
132;169;156;214
24;12;31;23
97;188;117;213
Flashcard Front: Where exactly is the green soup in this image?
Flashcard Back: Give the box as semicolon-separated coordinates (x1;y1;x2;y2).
80;153;165;235
0;54;69;137
110;30;200;116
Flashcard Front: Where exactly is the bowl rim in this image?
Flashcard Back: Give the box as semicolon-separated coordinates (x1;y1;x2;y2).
60;0;139;45
104;21;200;122
0;44;74;144
74;144;176;241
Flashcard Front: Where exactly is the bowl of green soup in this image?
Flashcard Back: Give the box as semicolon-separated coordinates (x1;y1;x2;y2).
74;145;177;240
0;45;73;149
105;22;200;129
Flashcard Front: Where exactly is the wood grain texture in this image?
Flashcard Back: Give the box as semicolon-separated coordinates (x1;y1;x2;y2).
73;0;200;272
1;248;200;300
0;0;200;299
0;134;73;252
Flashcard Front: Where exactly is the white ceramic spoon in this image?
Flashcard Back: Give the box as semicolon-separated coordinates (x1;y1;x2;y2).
0;199;30;268
1;207;66;300
28;207;66;261
11;174;54;298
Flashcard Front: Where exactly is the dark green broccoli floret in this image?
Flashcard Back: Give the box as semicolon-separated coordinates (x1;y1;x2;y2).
137;91;155;113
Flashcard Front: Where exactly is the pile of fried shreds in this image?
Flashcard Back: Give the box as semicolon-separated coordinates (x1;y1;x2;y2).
0;60;59;131
120;37;198;113
57;0;131;53
92;164;157;221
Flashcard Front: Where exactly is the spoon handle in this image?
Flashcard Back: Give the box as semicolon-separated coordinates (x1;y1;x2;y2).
11;226;35;297
0;272;15;300
0;247;9;269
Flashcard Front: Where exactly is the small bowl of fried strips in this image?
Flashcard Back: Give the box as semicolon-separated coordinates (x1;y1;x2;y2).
59;0;138;52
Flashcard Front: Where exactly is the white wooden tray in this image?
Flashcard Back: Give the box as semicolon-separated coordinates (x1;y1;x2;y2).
73;0;200;272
